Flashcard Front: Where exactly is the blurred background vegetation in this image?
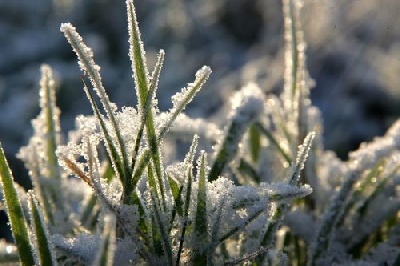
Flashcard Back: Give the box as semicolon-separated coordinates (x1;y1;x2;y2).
1;0;400;240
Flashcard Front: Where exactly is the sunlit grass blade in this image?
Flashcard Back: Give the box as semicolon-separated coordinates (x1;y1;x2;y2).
126;0;166;210
81;79;126;190
60;23;130;186
158;66;212;139
28;192;56;266
40;65;61;180
288;131;315;185
254;121;292;165
193;152;208;265
176;135;198;265
131;50;165;171
93;215;116;266
0;143;35;265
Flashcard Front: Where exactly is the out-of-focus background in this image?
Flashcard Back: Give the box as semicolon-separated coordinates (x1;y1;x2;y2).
1;0;400;240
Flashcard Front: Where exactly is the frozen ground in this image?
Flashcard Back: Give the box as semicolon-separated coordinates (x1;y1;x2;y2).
1;0;400;239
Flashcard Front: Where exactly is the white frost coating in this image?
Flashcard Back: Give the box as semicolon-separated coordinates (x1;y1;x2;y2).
60;23;115;123
52;233;102;263
230;83;264;120
349;119;400;170
159;66;211;139
265;182;313;201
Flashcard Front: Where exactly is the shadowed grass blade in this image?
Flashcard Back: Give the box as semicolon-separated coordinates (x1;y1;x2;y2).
0;143;35;265
193;152;208;265
28;192;55;266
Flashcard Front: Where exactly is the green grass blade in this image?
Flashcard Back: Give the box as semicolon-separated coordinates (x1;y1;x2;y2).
93;215;116;266
126;0;166;210
81;80;125;187
28;192;55;266
248;124;261;163
168;175;183;219
193;152;208;265
131;50;165;171
40;65;61;180
61;23;130;192
175;135;199;264
0;143;35;265
288;131;315;185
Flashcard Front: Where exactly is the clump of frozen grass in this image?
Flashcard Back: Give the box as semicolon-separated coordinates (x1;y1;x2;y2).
1;0;400;265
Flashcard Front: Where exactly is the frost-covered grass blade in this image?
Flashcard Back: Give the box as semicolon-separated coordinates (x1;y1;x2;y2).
93;215;116;266
28;192;55;266
0;144;35;266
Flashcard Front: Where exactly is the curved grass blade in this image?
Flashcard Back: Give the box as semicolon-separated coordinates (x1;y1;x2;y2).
28;192;56;266
0;143;35;265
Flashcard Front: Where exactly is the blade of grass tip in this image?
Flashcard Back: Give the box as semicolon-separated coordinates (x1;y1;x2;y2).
0;143;35;265
208;84;264;182
175;135;199;264
126;0;166;210
40;65;61;180
93;214;116;266
60;23;130;183
158;66;212;140
131;50;165;171
288;131;315;185
282;0;299;106
28;192;56;266
168;175;183;221
254;122;292;165
193;152;208;265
